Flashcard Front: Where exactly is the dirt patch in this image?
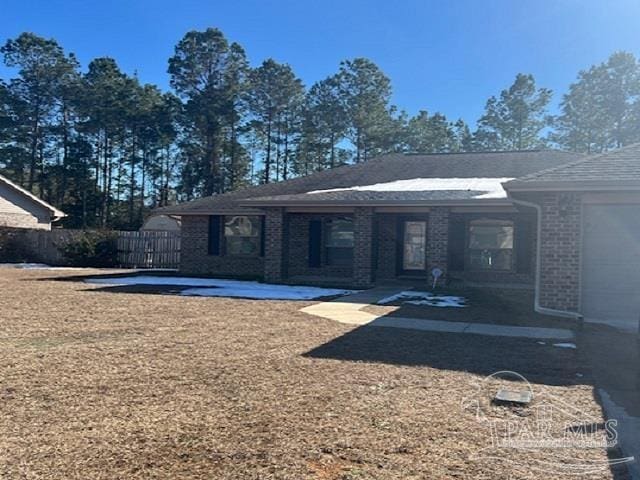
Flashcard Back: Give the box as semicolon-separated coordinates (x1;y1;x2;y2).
0;269;627;479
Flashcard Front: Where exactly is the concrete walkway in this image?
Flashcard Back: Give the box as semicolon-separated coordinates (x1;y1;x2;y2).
300;288;574;340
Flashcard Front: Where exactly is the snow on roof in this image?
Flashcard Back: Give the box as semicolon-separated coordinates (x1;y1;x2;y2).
307;178;514;200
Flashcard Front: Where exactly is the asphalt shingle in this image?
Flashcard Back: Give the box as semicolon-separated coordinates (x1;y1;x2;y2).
506;142;640;185
158;150;582;214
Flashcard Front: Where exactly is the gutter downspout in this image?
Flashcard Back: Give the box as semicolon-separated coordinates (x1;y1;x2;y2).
508;196;583;320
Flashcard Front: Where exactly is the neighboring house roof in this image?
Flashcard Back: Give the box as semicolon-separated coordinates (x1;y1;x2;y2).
505;142;640;191
141;214;181;231
158;150;583;214
0;173;66;219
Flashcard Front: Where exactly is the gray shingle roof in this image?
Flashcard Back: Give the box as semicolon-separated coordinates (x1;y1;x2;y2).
505;143;640;189
158;150;583;214
243;190;496;204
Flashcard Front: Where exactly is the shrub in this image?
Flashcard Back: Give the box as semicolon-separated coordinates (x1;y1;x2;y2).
0;228;31;262
59;230;118;267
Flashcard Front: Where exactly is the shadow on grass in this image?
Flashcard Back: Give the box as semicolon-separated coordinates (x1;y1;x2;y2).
304;322;584;386
304;322;636;479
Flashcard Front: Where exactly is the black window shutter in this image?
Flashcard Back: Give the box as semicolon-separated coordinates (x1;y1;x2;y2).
260;216;266;257
448;218;466;271
308;220;322;268
515;218;533;274
208;215;221;256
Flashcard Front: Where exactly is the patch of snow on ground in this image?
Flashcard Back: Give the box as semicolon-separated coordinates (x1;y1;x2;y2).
552;342;577;349
307;178;514;199
377;290;466;308
0;263;80;270
85;275;355;300
0;263;52;269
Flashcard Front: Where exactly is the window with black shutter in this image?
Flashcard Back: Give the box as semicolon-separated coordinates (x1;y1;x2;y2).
467;219;515;271
208;216;221;255
448;218;466;271
515;218;534;274
308;220;322;268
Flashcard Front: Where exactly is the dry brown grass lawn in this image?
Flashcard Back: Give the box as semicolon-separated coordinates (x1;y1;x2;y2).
0;269;628;479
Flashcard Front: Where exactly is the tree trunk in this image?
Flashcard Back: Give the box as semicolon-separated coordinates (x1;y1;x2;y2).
264;114;272;184
283;130;289;180
102;133;110;228
129;127;137;227
275;122;281;182
59;102;70;207
28;108;40;191
229;113;237;190
329;131;335;168
140;143;147;225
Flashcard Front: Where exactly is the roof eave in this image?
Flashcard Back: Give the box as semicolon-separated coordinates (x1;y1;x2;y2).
0;175;66;219
239;198;514;208
153;207;267;216
504;180;640;192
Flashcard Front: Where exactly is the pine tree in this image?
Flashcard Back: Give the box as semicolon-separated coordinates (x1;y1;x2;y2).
246;59;304;183
474;73;552;151
404;110;460;153
1;33;79;192
552;52;640;152
338;58;395;162
168;28;249;196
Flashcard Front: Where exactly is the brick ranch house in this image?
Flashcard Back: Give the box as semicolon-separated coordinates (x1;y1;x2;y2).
0;173;65;230
159;145;640;330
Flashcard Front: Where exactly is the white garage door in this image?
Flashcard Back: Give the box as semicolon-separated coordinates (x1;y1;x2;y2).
582;204;640;331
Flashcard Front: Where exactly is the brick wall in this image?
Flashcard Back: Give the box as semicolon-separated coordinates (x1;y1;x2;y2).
287;213;354;280
180;215;264;278
180;208;541;289
353;207;374;288
537;192;582;312
426;207;449;280
263;208;286;283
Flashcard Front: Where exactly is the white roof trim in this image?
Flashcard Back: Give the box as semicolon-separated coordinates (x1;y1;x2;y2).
0;173;66;218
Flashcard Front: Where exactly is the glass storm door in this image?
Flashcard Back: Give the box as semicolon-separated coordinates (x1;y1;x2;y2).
402;221;427;271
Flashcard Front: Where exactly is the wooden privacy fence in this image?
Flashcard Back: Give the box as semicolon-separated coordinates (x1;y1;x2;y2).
117;231;181;269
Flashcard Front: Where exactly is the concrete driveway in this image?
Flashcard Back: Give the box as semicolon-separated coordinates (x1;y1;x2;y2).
579;324;640;479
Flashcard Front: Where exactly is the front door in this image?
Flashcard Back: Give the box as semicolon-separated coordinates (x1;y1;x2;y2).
401;220;427;274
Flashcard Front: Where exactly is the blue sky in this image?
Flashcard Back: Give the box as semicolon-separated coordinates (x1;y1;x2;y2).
2;0;640;125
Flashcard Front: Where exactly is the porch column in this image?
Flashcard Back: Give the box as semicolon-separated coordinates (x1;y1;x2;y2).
427;207;449;281
264;207;287;283
353;207;374;288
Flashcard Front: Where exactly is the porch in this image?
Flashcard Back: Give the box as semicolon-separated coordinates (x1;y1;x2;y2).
262;206;536;289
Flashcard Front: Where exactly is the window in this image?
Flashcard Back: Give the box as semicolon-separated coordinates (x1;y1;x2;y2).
325;218;354;266
224;215;261;256
468;219;514;271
